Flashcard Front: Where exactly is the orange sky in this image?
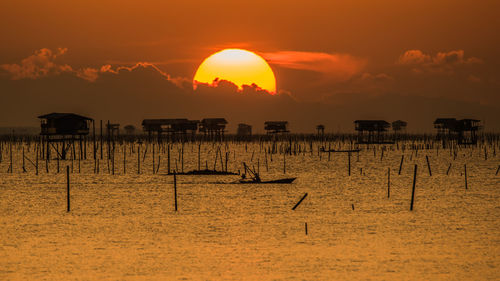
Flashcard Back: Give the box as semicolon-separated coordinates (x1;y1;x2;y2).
0;0;499;132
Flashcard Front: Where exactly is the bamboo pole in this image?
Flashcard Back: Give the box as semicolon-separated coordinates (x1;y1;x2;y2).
137;144;140;174
181;143;184;173
387;167;390;198
174;171;178;211
410;165;417;211
292;193;308;210
123;144;126;174
167;144;171;174
348;151;351;176
22;146;26;172
9;142;13;173
398;155;404;175
426;155;432;176
66;166;70;212
265;150;269;172
93;120;96;160
111;144;114;175
464;164;468;190
283;152;286;174
35;144;38;175
100;120;103;160
156;155;161;173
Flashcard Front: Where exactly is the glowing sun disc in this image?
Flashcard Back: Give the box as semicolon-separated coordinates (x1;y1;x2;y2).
194;48;276;93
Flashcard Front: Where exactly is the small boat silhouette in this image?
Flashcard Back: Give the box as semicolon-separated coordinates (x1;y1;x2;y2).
238;177;296;184
238;162;296;184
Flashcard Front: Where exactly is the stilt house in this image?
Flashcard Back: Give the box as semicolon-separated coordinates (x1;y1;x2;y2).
237;123;252;136
354;120;391;144
199;118;227;136
142;119;199;141
316;124;325;135
38;112;93;159
264;121;289;134
434;118;481;144
392;120;407;132
124;125;136;135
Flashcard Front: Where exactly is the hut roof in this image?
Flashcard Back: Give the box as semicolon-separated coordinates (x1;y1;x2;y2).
142;118;197;126
433;118;456;125
456;119;481;130
392;120;407;126
265;121;288;126
38;112;93;121
354;120;390;125
434;118;480;131
201;118;228;124
354;120;390;131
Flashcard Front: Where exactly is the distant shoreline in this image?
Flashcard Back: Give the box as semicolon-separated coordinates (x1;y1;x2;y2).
0;132;498;141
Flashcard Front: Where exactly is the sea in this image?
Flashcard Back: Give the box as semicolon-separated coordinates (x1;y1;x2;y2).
1;140;498;280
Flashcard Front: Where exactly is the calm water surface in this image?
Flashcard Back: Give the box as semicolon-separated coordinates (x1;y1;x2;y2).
1;141;499;280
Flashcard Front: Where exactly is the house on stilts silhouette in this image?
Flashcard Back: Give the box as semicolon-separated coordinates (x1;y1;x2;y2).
354;120;393;144
39;112;93;160
316;124;325;136
265;121;289;134
434;118;481;145
199;118;227;139
237;123;252;136
142;118;199;142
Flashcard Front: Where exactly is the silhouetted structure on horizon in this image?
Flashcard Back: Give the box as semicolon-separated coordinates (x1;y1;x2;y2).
124;125;136;135
316;125;325;135
107;123;120;138
434;118;481;145
39;112;93;160
142;119;199;142
354;120;392;144
265;121;289;134
199;118;227;137
434;118;457;136
237;123;252;136
392;120;407;132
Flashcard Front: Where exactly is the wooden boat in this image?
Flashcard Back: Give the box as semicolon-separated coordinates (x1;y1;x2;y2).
237;162;296;184
238;177;296;184
166;169;238;175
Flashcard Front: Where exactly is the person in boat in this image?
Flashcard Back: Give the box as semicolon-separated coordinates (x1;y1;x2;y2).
253;173;261;183
240;171;261;182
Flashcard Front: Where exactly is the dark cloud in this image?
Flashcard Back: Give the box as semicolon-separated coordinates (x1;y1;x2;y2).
0;49;190;87
0;48;72;79
397;49;482;74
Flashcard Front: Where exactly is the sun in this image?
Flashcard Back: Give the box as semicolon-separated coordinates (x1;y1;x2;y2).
193;49;276;93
